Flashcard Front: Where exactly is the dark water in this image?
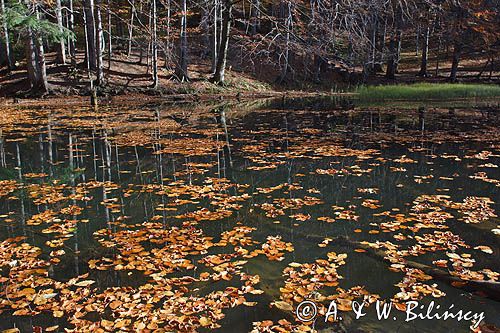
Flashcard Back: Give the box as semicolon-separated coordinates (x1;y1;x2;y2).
0;97;499;333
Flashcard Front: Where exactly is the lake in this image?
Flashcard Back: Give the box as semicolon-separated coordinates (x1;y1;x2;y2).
0;96;499;332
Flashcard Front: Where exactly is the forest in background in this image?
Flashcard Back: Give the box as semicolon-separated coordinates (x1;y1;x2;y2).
0;0;499;97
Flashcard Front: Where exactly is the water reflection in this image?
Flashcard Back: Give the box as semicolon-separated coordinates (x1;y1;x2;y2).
0;97;498;332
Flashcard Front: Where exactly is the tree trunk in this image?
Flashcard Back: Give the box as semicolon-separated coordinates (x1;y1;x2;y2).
370;14;377;70
395;29;402;73
450;41;461;83
151;0;158;88
212;0;232;84
84;0;97;69
55;0;66;64
435;35;441;76
418;22;430;77
68;0;77;67
211;0;219;73
1;0;13;70
35;5;48;93
164;0;171;68
386;7;402;79
201;1;211;59
107;0;112;69
95;0;105;85
277;0;292;83
176;0;189;81
82;2;94;90
250;0;260;35
127;0;135;57
26;28;41;89
386;36;397;79
36;37;48;93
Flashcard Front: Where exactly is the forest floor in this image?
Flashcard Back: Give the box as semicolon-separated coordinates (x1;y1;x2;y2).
0;48;498;106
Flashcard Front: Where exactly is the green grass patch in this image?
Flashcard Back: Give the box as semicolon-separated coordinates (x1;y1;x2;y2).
356;83;500;101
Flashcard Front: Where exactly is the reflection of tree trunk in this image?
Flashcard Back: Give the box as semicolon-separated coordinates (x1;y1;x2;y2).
1;0;13;69
212;0;232;84
450;42;461;83
418;22;430;77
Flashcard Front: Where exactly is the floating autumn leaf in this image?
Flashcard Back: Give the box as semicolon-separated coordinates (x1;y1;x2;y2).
272;301;294;312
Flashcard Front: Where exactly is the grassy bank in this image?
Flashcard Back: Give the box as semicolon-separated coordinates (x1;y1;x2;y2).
356;83;500;101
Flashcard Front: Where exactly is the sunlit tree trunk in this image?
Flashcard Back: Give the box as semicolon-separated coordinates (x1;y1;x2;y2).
55;0;66;64
176;0;189;80
211;0;219;72
212;0;232;84
68;0;77;67
1;0;13;70
95;0;105;85
151;0;158;88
